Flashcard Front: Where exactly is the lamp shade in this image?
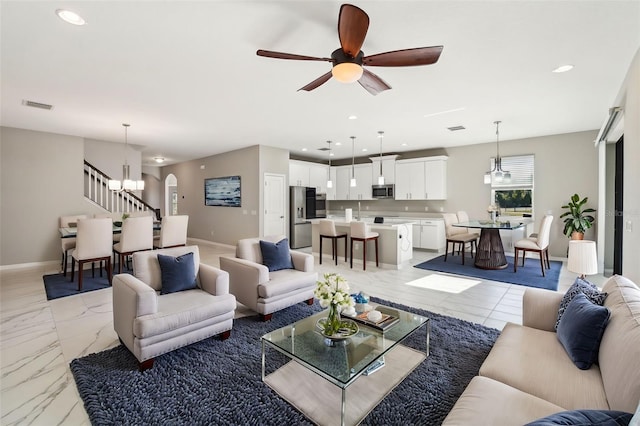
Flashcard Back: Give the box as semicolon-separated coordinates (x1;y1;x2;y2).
332;63;363;83
567;240;598;277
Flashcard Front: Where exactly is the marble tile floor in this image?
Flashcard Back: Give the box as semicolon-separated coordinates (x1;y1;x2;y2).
0;241;609;425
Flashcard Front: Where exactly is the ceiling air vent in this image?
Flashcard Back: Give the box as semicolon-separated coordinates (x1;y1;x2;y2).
317;147;330;151
22;100;53;110
447;125;465;131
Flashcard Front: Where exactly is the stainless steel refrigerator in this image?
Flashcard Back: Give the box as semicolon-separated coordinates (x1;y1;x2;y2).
289;186;315;248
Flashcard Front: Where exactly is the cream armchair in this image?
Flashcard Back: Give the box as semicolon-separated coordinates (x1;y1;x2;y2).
219;235;317;321
112;245;236;370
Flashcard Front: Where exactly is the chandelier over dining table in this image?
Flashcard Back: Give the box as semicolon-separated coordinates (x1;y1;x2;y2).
484;120;511;184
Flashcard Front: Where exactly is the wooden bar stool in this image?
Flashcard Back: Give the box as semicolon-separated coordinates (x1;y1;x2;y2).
319;220;347;266
350;221;379;270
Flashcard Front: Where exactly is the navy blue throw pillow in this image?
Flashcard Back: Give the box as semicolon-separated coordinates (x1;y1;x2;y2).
557;293;611;370
157;252;197;295
525;409;633;425
259;238;293;272
556;277;607;331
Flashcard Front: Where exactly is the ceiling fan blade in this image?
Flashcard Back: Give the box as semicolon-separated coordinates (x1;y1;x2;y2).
358;69;391;96
256;50;333;62
298;71;333;92
338;4;369;57
363;46;444;67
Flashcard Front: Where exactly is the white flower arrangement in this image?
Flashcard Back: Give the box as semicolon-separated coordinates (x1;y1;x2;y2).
314;273;355;313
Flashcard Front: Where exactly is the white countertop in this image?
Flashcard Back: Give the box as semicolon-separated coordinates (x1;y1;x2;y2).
311;217;417;228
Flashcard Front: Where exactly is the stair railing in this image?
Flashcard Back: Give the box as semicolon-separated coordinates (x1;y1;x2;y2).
84;160;156;214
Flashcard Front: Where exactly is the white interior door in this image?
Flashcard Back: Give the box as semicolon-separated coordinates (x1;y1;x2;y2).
264;173;286;237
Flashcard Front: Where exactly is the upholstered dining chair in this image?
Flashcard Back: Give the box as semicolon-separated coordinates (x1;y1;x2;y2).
442;213;478;265
60;214;87;276
154;215;189;249
514;215;554;276
70;218;113;291
350;221;379;270
456;211;480;237
113;216;154;273
318;219;348;265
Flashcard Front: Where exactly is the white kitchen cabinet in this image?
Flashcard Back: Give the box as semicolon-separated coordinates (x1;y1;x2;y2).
326;167;337;200
308;163;329;194
413;219;445;251
351;164;373;200
424;158;447;200
289;160;309;187
395;160;426;200
335;166;352;200
370;155;398;184
395;156;447;200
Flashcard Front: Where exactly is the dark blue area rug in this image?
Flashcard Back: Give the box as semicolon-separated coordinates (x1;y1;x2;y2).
43;270;114;300
70;298;500;425
414;254;561;291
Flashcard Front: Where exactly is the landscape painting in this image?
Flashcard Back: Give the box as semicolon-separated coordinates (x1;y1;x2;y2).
204;176;241;207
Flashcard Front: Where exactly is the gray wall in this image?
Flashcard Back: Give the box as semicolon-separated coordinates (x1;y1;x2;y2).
160;145;289;246
330;130;600;259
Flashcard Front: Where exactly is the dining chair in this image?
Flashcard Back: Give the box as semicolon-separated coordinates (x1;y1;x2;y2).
70;218;113;291
154;215;189;249
350;221;379;270
456;211;480;237
112;216;154;273
514;215;554;276
442;213;478;265
318;219;347;265
60;214;87;276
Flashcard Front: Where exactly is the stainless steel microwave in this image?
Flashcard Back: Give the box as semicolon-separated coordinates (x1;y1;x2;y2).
372;184;394;199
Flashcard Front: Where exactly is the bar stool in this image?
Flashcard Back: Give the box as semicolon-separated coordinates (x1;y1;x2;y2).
350;221;379;270
319;219;347;265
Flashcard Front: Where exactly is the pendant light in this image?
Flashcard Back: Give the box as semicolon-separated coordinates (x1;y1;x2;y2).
350;136;357;187
326;140;333;189
484;121;511;185
377;131;385;185
108;124;145;191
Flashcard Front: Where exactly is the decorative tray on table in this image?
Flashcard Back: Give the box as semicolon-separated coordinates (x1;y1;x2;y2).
343;311;399;331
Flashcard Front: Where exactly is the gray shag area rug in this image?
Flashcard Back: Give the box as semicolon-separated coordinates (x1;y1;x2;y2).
70;297;500;425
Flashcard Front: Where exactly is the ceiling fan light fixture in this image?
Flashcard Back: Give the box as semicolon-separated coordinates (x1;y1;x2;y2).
332;62;363;83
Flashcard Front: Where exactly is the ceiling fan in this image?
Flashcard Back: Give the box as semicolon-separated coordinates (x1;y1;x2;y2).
256;3;443;95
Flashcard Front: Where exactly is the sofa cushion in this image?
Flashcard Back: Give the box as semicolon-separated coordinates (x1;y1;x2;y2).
258;269;316;299
158;252;197;295
557;293;610;370
134;290;236;338
524;409;633;426
479;322;609;410
598;275;640;413
259;238;294;272
556;277;608;330
442;376;566;426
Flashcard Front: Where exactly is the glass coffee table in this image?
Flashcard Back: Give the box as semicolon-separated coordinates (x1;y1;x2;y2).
261;304;429;426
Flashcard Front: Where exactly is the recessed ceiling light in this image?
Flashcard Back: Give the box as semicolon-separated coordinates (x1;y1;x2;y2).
348;115;357;120
329;153;335;157
335;142;342;146
361;148;368;152
154;157;165;163
301;148;308;152
55;9;86;26
552;64;574;73
401;143;408;146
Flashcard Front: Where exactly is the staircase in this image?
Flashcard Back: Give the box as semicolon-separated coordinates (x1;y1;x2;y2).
84;160;156;215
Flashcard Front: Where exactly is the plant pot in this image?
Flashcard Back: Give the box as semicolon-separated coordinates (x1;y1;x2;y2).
571;231;584;240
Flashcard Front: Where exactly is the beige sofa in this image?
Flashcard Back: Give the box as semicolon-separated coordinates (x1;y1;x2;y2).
219;235;317;321
113;245;236;370
443;275;640;425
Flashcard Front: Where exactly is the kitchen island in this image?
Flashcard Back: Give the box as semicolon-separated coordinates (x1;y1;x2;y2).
310;218;414;269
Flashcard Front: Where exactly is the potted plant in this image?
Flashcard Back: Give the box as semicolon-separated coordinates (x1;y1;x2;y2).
560;193;596;240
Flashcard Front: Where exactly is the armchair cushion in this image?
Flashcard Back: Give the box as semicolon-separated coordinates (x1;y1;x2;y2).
556;278;608;330
259;238;294;272
557;293;611;370
158;252;197;295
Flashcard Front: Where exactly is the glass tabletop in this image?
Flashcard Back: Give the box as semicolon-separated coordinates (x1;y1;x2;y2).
454;219;531;230
261;304;428;388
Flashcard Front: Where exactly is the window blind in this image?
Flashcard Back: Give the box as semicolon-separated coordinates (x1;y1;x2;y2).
490;154;534;188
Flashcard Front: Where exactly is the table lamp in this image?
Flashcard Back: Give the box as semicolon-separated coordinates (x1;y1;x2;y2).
567;240;598;279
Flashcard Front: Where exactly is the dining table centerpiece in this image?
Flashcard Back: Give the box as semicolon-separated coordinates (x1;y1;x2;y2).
314;273;357;339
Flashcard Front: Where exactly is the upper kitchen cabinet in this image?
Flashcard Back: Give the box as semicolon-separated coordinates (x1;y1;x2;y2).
370;155;398;184
326;167;337;200
289;160;310;187
335;165;352;200
289;160;329;193
395;156;447;200
333;164;373;200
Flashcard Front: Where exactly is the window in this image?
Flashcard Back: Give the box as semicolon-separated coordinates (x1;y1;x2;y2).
490;155;534;218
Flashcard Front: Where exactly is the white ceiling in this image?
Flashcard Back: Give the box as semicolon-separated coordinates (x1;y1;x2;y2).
2;1;639;165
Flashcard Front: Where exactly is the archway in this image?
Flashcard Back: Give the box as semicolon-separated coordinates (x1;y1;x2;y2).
164;173;178;216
